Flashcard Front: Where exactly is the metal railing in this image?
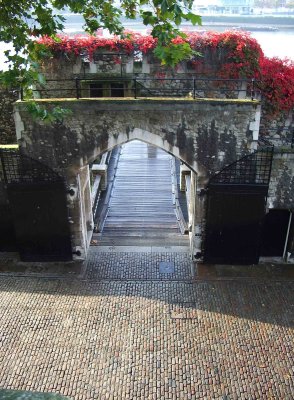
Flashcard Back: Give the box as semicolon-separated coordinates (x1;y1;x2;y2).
21;77;260;101
209;146;274;186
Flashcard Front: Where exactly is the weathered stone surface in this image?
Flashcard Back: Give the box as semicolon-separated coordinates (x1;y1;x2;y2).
268;151;294;210
260;109;293;147
0;86;18;144
14;98;259;179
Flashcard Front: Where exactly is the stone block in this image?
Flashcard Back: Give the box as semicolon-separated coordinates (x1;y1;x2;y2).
92;164;108;190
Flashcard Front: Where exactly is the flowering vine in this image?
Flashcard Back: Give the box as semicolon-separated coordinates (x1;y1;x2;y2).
257;57;294;116
36;31;294;117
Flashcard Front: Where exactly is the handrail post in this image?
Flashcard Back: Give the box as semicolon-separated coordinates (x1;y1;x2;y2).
251;78;255;101
134;78;137;99
193;78;196;99
75;77;80;99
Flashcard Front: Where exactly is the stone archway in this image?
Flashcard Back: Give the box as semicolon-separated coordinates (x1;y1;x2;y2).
66;135;207;261
13;98;261;261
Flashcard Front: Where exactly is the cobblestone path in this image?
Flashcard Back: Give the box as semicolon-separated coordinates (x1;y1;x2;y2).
0;250;293;399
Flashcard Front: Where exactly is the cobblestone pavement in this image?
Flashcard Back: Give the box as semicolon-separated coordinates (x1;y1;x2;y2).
0;250;293;399
86;249;192;281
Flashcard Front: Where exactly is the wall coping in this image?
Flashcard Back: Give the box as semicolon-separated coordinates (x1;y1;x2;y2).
15;98;260;113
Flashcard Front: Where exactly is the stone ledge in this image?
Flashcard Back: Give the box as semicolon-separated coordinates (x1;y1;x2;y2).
16;97;260;106
196;262;294;280
0;252;85;278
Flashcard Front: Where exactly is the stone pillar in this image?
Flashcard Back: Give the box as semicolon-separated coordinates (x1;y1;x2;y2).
66;165;93;261
249;104;262;146
185;171;206;261
193;174;207;261
142;55;151;74
180;164;191;192
92;164;108;190
188;171;197;259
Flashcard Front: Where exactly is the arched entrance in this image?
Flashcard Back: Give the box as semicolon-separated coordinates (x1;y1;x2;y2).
67;134;208;262
91;140;191;248
9;97;263;263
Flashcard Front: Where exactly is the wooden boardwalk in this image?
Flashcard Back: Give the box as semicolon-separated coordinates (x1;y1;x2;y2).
96;140;189;247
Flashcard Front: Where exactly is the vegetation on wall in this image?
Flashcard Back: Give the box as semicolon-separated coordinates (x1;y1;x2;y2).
0;0;201;88
37;30;294;117
258;57;294;116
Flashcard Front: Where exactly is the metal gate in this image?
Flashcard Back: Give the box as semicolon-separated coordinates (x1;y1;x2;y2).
0;149;72;261
204;147;273;265
0;193;16;251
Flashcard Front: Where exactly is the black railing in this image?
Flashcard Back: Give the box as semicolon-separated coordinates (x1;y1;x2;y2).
209;146;274;186
0;148;63;184
21;77;260;101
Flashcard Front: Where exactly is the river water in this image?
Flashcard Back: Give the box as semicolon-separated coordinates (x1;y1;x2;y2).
202;26;294;59
63;19;294;59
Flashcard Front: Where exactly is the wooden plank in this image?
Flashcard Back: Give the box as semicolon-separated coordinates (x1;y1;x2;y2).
98;141;189;246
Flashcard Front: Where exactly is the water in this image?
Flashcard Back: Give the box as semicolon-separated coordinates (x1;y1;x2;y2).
199;25;294;59
250;30;294;59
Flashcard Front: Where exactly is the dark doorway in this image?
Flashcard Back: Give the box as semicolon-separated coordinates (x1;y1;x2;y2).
111;82;124;97
0;203;16;251
261;209;291;257
0;149;72;262
8;182;72;261
90;83;103;97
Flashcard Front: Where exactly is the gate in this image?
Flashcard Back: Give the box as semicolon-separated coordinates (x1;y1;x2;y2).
0;185;16;251
0;149;72;261
204;147;273;265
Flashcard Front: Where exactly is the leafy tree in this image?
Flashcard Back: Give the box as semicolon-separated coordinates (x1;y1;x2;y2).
0;0;201;88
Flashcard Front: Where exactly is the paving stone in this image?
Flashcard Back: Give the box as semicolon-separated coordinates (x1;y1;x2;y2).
0;251;293;399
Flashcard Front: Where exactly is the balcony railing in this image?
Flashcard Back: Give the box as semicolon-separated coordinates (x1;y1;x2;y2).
20;77;260;101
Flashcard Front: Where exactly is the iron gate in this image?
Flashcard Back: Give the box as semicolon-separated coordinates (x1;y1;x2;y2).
0;149;72;261
204;147;273;265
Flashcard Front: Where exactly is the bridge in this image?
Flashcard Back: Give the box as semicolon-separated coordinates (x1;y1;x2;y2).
93;140;189;248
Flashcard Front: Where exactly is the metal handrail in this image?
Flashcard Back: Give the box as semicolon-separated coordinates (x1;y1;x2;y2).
21;77;261;101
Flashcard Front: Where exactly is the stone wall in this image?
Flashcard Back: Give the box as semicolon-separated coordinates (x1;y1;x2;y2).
36;51;248;100
14;97;259;260
14;98;260;179
260;110;293;147
266;150;294;255
268;151;294;210
0;86;18;144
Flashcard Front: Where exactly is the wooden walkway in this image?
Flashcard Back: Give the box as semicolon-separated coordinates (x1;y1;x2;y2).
95;141;189;247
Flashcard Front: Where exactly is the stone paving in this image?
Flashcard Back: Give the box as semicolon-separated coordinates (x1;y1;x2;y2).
86;249;192;281
0;250;293;400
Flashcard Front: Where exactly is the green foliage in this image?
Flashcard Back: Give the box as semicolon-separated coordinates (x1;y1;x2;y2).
0;0;201;120
26;101;73;123
0;0;201;86
154;42;194;66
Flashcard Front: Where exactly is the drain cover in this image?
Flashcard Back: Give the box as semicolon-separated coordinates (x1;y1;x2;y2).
159;261;175;274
